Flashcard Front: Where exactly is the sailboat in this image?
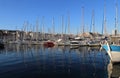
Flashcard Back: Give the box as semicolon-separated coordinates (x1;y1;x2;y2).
43;17;55;47
102;0;120;63
102;41;120;63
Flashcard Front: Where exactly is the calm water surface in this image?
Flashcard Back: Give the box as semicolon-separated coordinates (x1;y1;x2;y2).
0;44;119;78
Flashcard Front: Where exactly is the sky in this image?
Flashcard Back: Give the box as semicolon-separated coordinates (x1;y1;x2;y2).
0;0;119;34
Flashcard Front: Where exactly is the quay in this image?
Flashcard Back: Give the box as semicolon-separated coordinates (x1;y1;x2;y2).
57;43;101;47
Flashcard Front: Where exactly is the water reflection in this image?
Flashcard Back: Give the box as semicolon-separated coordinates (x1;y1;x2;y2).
111;63;120;78
107;61;120;78
0;44;118;78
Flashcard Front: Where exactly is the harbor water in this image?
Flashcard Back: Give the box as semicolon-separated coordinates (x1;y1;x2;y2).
0;44;119;78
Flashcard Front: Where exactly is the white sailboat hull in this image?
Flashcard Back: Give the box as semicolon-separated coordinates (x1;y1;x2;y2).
110;51;120;63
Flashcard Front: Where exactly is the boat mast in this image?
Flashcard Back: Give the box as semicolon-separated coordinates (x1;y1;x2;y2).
115;0;118;35
42;16;45;40
90;10;95;33
52;17;55;38
61;15;64;38
36;18;39;41
103;0;107;35
82;7;84;33
102;0;107;35
23;21;27;41
30;24;33;41
68;12;70;35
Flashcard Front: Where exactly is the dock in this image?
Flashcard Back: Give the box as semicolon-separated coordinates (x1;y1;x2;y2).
57;43;101;47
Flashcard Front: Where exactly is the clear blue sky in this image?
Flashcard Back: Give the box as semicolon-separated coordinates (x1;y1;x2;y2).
0;0;119;34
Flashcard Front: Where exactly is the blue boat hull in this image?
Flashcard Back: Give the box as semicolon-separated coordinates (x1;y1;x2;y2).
102;45;120;52
102;44;120;62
